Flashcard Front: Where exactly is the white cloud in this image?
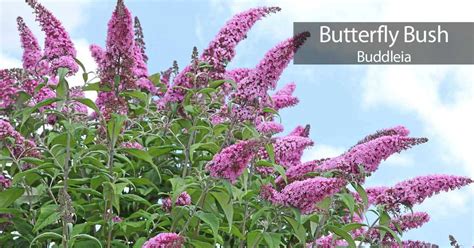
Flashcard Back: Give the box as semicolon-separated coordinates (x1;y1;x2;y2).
414;189;472;219
384;153;414;168
303;144;345;162
0;0;93;53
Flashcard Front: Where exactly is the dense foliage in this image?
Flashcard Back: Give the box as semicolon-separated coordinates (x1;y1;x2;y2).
0;0;472;247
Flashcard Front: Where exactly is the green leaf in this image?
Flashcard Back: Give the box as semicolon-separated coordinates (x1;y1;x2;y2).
352;182;368;208
375;225;402;247
33;205;60;233
107;114;126;145
273;163;287;183
71;234;103;248
121;194;151;206
56;68;70;99
211;191;233;232
326;225;356;248
0;188;25;208
284;216;306;244
265;143;275;163
340;193;355;216
247;230;262;248
30;232;62;247
196;211;220;240
73;98;99;113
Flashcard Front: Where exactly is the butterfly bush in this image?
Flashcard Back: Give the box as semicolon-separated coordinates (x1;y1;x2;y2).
0;1;472;247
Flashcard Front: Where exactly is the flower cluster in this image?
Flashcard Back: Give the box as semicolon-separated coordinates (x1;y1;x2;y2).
162;191;192;212
271;82;299;110
0;119;40;168
142;232;184;248
206;140;258;182
261;177;346;214
260;135;314;168
120;141;144;150
0;174;12;189
0;70;18;109
256;121;284;134
17;17;48;76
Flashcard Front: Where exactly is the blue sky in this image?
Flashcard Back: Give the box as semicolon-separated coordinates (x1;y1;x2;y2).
1;0;473;246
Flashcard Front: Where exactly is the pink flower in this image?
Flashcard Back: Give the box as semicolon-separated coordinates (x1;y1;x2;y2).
112;216;122;223
288;125;311;137
256;121;284;134
271;82;299;110
0;174;12;189
0;119;40;163
63;87;88;115
308;235;348;248
132;17;155;93
276;159;328;187
367;212;430;242
261;177;346;214
142;232;184;248
0;70;18;109
89;44;105;70
233;32;310;104
202;7;280;76
319;135;428;176
27;0;78;75
352;125;410;148
166;7;280;103
121;141;143;150
369;175;473;209
162;191;192;212
206;140;258;182
389;240;435;248
96;92;128;120
17;17;48;76
259;136;314;168
225;68;251;83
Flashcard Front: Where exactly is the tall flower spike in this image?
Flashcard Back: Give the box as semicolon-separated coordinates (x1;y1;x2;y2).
133;16;147;63
17;17;48;76
234;32;310;103
27;0;78;75
132;17;155;93
367;212;430;243
167;7;280;103
261;177;346;214
202;7;281;74
206;140;258;183
371;175;473;209
225;68;251;83
102;0;136;90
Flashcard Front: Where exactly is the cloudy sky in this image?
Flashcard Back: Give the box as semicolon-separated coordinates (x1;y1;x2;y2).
1;0;473;246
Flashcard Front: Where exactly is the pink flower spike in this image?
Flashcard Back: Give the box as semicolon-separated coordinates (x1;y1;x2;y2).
142;232;184;248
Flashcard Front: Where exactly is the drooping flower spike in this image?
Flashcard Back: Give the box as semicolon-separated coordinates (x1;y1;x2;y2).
26;0;78;76
271;82;299;110
366;175;473;209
